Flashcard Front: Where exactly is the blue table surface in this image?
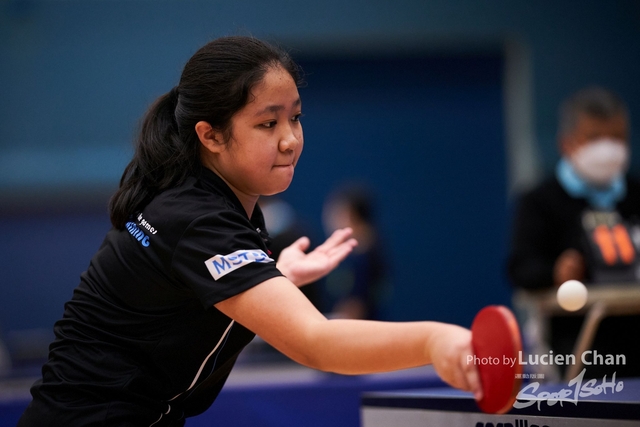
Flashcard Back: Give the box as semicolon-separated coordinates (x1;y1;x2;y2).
362;377;640;420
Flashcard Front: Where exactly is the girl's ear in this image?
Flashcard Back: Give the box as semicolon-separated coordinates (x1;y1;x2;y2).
195;121;226;153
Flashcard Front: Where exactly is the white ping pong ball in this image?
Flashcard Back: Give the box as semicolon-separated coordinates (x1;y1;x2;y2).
557;280;588;311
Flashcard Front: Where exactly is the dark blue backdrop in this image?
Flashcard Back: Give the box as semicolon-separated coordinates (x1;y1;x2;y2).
288;54;510;324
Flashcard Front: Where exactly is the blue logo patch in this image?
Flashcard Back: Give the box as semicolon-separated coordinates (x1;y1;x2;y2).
125;221;150;247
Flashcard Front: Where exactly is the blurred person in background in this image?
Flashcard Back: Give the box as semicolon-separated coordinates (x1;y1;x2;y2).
507;86;640;379
322;184;392;320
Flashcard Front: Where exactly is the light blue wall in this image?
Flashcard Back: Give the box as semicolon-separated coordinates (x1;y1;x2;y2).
2;0;639;189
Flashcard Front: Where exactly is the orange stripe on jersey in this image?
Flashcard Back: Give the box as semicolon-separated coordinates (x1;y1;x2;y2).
593;225;618;266
612;224;636;265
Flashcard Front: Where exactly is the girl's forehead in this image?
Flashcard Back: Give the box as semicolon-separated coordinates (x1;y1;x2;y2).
244;67;300;110
255;66;297;92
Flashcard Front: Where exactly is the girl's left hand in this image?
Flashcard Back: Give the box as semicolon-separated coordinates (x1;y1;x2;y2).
276;228;358;287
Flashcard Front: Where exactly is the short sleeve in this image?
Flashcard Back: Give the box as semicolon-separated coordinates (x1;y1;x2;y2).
171;209;283;308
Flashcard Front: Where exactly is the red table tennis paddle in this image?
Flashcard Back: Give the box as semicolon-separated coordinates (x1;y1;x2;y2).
471;305;523;414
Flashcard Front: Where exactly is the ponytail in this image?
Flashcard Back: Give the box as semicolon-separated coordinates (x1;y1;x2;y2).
108;87;198;228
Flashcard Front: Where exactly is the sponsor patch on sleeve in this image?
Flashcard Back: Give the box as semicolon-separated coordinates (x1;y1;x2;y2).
204;249;274;280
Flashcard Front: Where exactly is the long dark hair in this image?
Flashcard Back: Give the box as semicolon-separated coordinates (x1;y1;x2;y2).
109;36;302;228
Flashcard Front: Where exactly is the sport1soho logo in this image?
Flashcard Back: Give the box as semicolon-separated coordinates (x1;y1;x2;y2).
475;421;550;427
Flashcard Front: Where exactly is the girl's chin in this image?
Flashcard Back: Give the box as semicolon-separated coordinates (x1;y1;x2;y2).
264;180;293;196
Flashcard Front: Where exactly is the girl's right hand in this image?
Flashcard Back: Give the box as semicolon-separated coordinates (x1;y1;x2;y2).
427;323;483;401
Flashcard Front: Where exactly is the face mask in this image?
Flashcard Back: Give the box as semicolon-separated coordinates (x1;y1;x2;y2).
570;138;629;187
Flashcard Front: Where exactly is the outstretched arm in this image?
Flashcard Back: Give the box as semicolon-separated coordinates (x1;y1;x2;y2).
276;227;358;287
215;276;481;399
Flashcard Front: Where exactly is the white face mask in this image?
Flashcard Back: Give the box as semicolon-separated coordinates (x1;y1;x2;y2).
570;138;629;186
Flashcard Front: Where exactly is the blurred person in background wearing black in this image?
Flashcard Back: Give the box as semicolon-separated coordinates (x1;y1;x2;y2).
507;86;640;379
322;184;392;320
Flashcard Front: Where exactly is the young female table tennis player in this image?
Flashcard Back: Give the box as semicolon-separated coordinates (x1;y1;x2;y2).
18;36;480;426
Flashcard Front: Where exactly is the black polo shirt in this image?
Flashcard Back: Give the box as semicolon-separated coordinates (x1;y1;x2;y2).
19;167;283;427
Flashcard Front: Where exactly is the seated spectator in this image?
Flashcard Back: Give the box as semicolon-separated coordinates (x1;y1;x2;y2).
507;86;640;379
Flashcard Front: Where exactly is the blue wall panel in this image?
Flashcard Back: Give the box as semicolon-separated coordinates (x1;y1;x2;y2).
289;55;509;324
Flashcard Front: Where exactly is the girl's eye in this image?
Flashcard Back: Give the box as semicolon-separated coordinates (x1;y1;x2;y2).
262;121;276;129
292;113;303;122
